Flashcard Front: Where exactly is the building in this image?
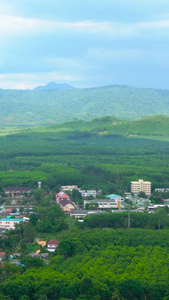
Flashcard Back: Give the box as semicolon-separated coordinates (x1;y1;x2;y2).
47;240;59;253
61;185;78;192
80;190;97;198
70;210;99;219
131;179;151;196
59;199;76;213
155;188;169;193
0;218;23;230
84;198;122;210
55;191;70;203
5;187;32;196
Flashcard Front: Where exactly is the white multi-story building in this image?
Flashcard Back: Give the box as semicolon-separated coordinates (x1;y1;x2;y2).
0;218;23;230
84;198;122;210
131;179;151;196
80;190;97;198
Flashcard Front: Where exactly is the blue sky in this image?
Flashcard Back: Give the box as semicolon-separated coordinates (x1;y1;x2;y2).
1;0;169;89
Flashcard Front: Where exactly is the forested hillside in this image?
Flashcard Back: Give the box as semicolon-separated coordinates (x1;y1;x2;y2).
0;115;169;193
1;85;169;126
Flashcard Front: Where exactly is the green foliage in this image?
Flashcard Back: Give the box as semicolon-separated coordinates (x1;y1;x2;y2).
23;221;36;243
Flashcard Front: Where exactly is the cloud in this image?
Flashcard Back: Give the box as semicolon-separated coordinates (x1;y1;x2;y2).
0;71;81;89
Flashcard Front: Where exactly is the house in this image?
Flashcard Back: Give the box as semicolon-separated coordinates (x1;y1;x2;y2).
5;208;13;215
5;187;32;197
59;199;76;213
56;191;70;203
47;240;59;252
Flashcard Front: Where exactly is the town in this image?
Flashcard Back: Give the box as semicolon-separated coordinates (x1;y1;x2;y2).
0;178;168;265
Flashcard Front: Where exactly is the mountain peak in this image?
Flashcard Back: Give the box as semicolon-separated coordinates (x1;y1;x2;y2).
34;82;74;91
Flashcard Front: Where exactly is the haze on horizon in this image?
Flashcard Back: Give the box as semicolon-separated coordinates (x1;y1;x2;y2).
1;0;169;90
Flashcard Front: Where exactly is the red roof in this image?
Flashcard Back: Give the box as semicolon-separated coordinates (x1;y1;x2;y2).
47;240;59;245
6;208;13;213
0;252;6;256
56;191;70;200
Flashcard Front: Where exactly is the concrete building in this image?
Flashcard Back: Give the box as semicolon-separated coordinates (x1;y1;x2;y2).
131;179;151;196
5;187;32;196
0;218;23;230
80;190;97;198
84;198;122;210
61;185;79;192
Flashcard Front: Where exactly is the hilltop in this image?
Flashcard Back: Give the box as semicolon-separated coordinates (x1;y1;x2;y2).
0;84;169;126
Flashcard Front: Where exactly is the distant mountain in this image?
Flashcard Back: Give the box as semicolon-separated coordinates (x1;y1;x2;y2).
0;85;169;126
34;82;74;91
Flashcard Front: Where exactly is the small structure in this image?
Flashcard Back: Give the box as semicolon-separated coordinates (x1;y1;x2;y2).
38;181;42;189
47;240;59;253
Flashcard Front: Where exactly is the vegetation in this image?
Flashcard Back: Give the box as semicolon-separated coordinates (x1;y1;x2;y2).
1;114;169;298
1;85;169;126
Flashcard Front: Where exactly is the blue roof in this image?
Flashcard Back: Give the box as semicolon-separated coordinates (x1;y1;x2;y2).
107;194;122;199
0;218;23;222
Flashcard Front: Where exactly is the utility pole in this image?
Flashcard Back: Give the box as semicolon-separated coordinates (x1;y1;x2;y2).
127;197;130;229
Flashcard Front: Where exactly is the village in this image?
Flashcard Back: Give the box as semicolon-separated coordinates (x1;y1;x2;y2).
0;179;168;265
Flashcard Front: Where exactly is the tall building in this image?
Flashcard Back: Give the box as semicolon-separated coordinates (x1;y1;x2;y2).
131;179;151;196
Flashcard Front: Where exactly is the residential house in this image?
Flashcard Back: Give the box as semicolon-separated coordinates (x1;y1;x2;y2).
56;191;70;203
47;240;59;253
59;199;76;213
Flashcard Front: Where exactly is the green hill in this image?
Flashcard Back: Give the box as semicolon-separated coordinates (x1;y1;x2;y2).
1;85;169;126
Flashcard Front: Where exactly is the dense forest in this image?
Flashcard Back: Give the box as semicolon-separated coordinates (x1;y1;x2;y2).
1;85;169;126
2;225;169;299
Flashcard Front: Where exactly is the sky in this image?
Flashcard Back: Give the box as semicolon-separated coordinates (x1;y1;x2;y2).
1;0;169;90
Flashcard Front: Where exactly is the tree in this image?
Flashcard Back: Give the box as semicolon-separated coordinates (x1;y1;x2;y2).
86;202;99;210
72;189;83;205
33;189;44;203
23;221;36;243
138;191;147;198
153;208;169;230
